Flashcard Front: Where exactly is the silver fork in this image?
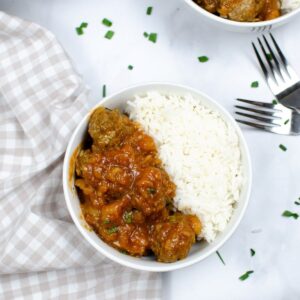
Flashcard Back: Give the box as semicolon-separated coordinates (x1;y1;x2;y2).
252;33;300;111
235;98;300;135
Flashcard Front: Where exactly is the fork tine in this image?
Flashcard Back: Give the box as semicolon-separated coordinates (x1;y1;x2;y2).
236;98;280;110
236;119;276;132
234;105;281;118
262;35;287;80
252;42;269;79
235;112;281;126
257;37;276;78
269;33;288;68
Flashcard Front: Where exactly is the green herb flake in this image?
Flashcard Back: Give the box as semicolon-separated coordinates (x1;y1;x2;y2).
272;99;278;104
239;270;254;281
102;18;113;27
143;32;149;38
105;30;115;40
148;187;156;195
102;84;106;98
216;251;226;265
128;65;134;70
146;6;153;15
103;219;110;224
282;210;299;219
251;81;259;88
250;248;256;257
294;201;300;206
80;22;88;28
284;119;290;125
266;53;272;60
123;211;133;224
279;144;287;152
198;56;209;63
76;27;84;35
107;226;118;234
148;33;157;43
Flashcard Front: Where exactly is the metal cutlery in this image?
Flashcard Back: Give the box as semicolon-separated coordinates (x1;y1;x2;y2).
235;98;300;135
252;33;300;111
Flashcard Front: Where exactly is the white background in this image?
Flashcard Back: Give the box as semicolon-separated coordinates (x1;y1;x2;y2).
1;1;300;299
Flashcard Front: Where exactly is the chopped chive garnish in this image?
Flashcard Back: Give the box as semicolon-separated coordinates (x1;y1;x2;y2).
105;30;115;39
272;99;278;104
146;6;153;15
147;187;156;195
76;27;84;35
282;210;299;219
102;84;106;98
216;251;225;265
294;201;300;205
266;53;272;60
80;22;88;28
279;144;287;151
123;211;133;224
198;56;209;63
107;226;118;234
284;119;289;125
148;33;157;43
239;270;254;281
103;219;110;224
143;32;149;38
128;65;134;70
102;18;112;27
250;248;256;257
251;81;259;88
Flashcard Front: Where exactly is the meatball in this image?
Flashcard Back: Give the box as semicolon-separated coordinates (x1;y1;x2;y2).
194;0;219;13
218;0;265;22
149;214;201;263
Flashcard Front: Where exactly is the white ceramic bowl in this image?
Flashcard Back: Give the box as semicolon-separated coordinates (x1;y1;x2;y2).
185;0;300;32
63;82;252;272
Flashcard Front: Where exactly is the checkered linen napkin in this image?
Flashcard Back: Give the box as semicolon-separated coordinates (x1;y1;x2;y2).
0;12;161;299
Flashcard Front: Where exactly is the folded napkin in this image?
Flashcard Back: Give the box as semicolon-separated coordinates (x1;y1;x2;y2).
0;12;161;299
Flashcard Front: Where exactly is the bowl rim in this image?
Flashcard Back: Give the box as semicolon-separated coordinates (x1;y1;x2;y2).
184;0;300;28
63;82;252;272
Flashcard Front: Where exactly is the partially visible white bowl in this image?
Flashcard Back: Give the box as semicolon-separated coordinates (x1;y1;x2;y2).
185;0;300;32
63;82;252;272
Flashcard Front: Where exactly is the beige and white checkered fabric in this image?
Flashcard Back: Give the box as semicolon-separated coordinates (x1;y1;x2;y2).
0;11;161;299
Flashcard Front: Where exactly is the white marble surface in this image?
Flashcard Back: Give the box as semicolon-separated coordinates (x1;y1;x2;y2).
1;1;300;299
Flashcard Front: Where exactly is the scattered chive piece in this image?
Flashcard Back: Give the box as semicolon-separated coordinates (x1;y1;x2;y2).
146;6;153;15
284;119;290;125
251;81;259;88
102;18;112;27
282;210;299;219
80;22;88;28
147;187;156;195
148;33;157;43
102;84;106;98
267;53;272;60
279;144;287;151
103;219;110;224
128;65;134;70
239;270;254;281
216;251;226;265
272;99;278;104
143;32;149;38
76;27;84;35
250;248;256;257
123;211;133;224
105;30;115;39
294;201;300;206
107;226;118;234
198;56;209;63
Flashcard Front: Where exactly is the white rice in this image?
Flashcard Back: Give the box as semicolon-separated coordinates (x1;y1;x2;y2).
126;92;243;243
282;0;300;13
